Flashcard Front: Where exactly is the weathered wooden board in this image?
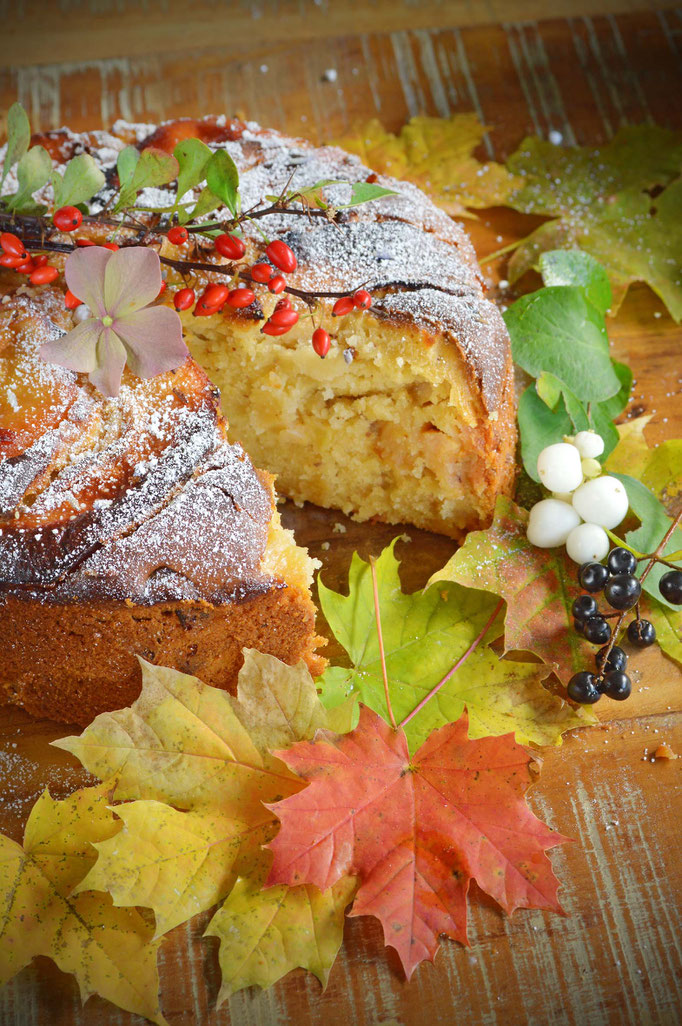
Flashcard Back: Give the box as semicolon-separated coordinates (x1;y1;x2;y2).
1;5;681;1026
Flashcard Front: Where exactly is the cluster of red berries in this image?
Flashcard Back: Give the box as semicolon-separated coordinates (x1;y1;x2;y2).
2;206;375;359
167;228;373;357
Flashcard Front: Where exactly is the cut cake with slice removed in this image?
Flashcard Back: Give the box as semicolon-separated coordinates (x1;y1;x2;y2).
0;288;325;725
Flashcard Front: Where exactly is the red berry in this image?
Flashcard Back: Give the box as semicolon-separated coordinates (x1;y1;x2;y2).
265;239;297;273
53;205;83;232
158;280;167;296
274;296;292;311
262;321;293;336
268;275;286;294
32;254;48;267
353;289;372;310
195;283;230;314
76;238;95;247
64;289;81;310
250;262;272;283
312;327;330;358
30;265;59;285
227;287;256;308
15;259;35;274
0;233;27;259
268;307;299;329
102;242;119;251
173;287;195;311
0;253;23;268
332;296;355;317
215;234;246;260
167;225;189;245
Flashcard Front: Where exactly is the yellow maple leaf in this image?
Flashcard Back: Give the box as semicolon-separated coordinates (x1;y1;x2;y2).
205;850;356;1001
334;114;520;217
56;651;357;993
0;783;165;1025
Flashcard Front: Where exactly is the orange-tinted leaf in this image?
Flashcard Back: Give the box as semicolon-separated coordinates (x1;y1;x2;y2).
267;705;567;979
440;495;597;693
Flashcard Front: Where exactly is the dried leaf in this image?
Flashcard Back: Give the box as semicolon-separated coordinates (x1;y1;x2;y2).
268;706;567;979
334;115;520;217
0;784;165;1024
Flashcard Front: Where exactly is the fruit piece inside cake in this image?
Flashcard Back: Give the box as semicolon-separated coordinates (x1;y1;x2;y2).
0;288;325;725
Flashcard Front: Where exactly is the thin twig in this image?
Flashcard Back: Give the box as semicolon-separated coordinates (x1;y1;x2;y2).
397;598;505;730
369;555;397;730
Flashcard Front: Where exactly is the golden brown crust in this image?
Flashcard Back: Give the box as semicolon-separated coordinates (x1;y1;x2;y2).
0;288;325;723
1;589;326;726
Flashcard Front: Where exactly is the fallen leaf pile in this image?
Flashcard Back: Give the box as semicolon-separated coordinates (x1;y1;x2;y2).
0;643;569;1020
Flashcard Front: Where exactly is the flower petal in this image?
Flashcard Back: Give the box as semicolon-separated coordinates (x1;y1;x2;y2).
104;247;163;318
114;306;189;379
64;248;112;318
90;327;128;397
39;320;100;374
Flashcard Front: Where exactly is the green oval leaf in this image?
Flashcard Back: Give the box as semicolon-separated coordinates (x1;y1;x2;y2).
53;153;105;209
205;149;240;216
1;102;31;189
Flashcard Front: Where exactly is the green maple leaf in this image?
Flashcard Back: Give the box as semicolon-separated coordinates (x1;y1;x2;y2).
317;540;590;753
505;126;682;318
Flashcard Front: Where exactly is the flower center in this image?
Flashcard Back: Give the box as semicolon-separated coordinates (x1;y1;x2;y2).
102;315;114;327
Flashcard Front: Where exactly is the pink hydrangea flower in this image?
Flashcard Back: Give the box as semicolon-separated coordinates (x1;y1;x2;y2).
40;246;188;397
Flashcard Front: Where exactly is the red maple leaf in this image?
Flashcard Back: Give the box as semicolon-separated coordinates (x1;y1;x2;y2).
267;705;568;978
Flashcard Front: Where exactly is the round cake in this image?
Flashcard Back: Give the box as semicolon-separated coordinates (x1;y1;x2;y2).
0;114;516;725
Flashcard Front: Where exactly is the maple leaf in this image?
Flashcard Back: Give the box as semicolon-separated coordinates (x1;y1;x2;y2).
57;651;356;993
334;115;520;218
267;705;567;979
318;541;591;750
0;783;165;1025
505;126;682;317
205;850;355;1002
440;497;599;697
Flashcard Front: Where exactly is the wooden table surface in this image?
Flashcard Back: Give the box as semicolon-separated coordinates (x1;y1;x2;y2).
1;4;681;1025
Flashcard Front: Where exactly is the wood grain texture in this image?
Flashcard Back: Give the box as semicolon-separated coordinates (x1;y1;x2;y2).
1;5;681;1025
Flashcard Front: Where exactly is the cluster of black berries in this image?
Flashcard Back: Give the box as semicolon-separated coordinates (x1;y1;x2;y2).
567;548;682;705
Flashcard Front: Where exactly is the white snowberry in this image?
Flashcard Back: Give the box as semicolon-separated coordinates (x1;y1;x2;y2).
565;522;610;564
573;430;605;459
571;475;629;529
527;499;582;548
536;443;583;493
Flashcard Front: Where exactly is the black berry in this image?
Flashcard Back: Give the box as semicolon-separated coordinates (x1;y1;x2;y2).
567;672;601;704
583;615;611;645
579;562;610;593
573;618;585;636
596;645;627;673
607;547;638;576
659;569;682;605
627;618;656;648
604;573;641;611
602;670;631;701
572;595;598;622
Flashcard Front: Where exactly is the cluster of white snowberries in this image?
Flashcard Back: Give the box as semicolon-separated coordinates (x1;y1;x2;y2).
527;431;629;564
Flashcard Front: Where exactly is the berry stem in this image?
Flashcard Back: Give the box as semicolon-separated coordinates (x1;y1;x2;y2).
397;598;505;730
369;555;397;730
